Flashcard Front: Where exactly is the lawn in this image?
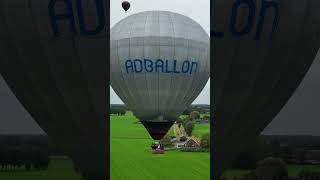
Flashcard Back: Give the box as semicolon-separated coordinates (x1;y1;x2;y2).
110;112;210;180
0;157;83;180
192;123;210;138
2;112;318;180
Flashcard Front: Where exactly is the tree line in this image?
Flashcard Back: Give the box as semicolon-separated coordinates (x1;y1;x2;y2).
110;105;127;115
227;136;320;180
110;108;126;115
182;105;210;115
0;144;50;171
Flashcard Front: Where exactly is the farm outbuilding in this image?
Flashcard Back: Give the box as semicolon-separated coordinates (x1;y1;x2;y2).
171;136;201;149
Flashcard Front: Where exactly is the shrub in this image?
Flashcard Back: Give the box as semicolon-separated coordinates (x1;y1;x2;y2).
234;171;258;180
201;133;210;149
203;115;210;120
73;161;80;174
254;157;288;180
180;148;209;152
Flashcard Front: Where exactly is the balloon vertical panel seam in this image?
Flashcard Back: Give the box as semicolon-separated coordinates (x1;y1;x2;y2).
129;13;146;118
116;15;139;113
177;14;193;113
165;11;177;119
142;11;152;118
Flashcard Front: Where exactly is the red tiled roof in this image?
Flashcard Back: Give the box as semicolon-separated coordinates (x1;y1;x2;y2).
191;136;201;145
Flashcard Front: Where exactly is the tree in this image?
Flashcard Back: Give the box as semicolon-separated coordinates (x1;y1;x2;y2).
160;135;172;147
176;117;183;124
73;160;81;174
182;108;191;115
294;148;306;164
18;144;36;171
254;157;288;180
203;115;210;120
190;111;200;120
33;147;50;170
184;121;195;136
110;106;126;115
232;137;272;169
201;133;210;149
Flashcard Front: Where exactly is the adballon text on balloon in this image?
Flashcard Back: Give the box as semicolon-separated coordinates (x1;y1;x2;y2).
48;0;106;36
212;0;279;40
124;59;198;75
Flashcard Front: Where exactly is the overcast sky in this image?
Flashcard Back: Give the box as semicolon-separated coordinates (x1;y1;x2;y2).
110;0;210;104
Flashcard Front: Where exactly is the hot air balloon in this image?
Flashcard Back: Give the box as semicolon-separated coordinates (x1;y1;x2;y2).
110;11;210;141
211;0;320;178
122;1;130;12
0;1;108;180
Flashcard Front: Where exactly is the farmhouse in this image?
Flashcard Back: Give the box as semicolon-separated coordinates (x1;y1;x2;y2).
171;136;201;149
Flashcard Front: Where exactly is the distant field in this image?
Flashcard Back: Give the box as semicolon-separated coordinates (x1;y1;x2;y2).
0;157;83;180
110;112;210;180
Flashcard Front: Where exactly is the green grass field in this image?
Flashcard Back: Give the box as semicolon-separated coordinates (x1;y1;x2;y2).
2;112;320;180
110;112;210;180
0;157;83;180
0;112;210;180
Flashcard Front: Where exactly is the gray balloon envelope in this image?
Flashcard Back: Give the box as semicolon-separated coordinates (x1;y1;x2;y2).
110;11;210;140
212;0;320;178
0;1;108;180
